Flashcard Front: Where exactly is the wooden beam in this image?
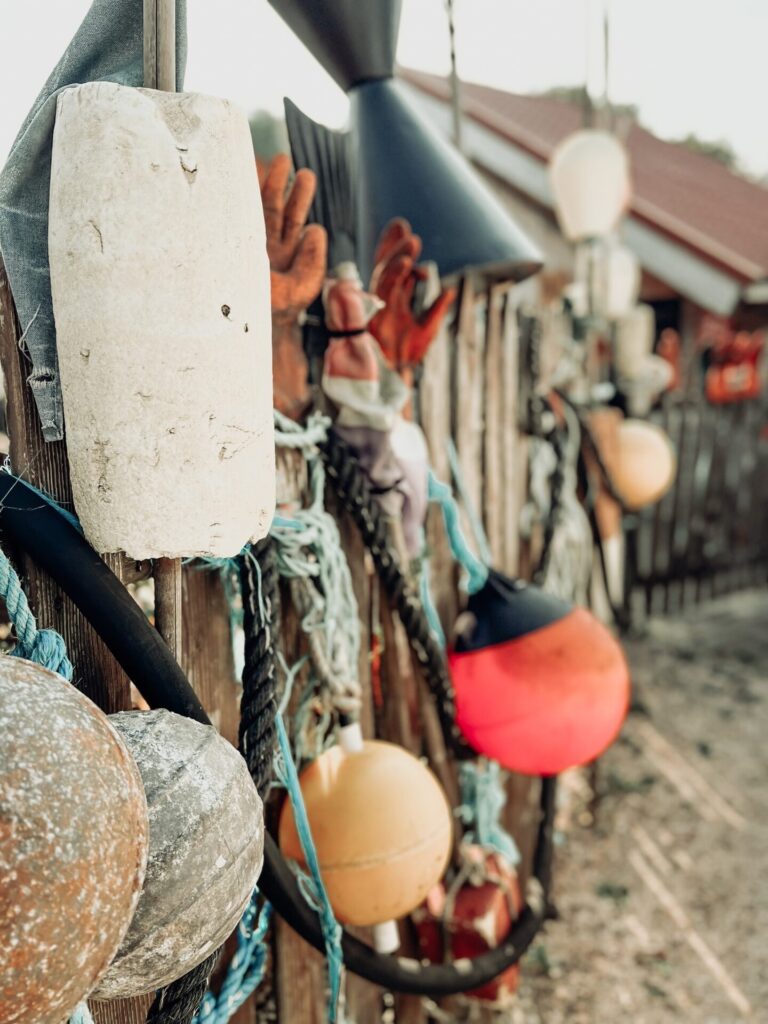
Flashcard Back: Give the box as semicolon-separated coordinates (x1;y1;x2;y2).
143;0;176;91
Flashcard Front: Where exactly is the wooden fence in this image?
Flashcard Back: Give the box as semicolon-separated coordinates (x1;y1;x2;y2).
627;354;768;617
274;273;541;1024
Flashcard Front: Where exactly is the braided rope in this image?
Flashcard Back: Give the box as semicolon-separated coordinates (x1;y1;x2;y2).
146;950;222;1024
149;543;280;1024
168;541;279;1024
319;428;471;759
192;899;272;1024
0;547;72;679
239;539;279;794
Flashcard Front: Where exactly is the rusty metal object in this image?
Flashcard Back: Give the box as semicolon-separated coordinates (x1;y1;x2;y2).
413;849;522;1006
0;657;148;1024
95;710;264;999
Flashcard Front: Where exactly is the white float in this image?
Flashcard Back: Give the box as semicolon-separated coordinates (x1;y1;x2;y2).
49;82;274;558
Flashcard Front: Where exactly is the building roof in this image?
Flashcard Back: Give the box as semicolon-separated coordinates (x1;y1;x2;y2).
401;68;768;287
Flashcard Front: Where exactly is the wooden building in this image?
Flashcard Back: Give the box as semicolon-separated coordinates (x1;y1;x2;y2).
402;68;768;338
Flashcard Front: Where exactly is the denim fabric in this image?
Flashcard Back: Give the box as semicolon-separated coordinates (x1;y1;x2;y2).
0;0;187;439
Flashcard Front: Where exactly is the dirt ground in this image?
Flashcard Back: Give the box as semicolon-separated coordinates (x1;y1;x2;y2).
515;588;768;1024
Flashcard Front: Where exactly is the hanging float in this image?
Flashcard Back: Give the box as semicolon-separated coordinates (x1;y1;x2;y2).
95;710;264;999
448;568;631;776
48;81;275;558
613;418;677;510
0;657;148;1024
279;731;453;928
273;0;542;284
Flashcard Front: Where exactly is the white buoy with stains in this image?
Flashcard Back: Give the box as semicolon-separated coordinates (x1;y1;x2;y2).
49;82;274;558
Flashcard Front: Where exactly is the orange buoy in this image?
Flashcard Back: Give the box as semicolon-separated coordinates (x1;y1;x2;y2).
0;657;148;1024
95;710;264;999
613;419;676;510
449;571;630;776
279;737;452;927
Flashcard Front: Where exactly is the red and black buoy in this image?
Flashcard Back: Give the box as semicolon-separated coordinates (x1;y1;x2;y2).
448;569;630;776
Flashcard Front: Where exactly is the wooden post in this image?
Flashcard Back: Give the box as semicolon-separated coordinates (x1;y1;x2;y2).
0;288;154;1024
143;0;176;92
142;0;183;664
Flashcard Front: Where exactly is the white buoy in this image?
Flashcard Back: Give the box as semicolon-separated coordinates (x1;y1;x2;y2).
49;82;274;558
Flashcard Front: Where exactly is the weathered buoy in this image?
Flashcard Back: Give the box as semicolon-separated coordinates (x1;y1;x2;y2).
279;738;452;927
49;81;274;558
95;710;264;998
0;658;148;1024
449;570;630;776
613;419;676;510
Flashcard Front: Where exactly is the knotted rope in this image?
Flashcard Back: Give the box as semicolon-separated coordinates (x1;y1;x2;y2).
237;469;343;1024
0;545;72;679
191;899;272;1024
534;401;593;604
274;716;344;1022
457;760;521;867
273;410;362;729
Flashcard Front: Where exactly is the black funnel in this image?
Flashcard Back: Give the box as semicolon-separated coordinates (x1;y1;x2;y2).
269;0;402;91
284;98;355;269
351;78;542;282
272;0;542;283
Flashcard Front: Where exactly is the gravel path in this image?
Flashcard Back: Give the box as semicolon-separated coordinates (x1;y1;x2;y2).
516;589;768;1023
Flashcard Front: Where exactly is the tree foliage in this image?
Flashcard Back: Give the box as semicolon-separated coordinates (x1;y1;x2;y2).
248;110;289;161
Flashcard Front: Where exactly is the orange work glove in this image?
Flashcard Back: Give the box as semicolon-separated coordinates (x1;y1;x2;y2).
368;218;456;370
258;153;327;317
257;154;328;419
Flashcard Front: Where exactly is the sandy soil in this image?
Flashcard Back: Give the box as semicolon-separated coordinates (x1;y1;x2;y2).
515;588;768;1024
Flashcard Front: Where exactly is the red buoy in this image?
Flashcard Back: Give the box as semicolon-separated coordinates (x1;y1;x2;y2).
448;570;630;776
414;848;522;1006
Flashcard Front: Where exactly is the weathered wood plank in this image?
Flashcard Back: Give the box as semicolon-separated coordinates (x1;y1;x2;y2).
452;275;485;538
483;286;505;562
0;264;150;1024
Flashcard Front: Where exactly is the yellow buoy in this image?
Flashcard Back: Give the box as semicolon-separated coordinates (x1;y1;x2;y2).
614;419;676;510
279;737;452;927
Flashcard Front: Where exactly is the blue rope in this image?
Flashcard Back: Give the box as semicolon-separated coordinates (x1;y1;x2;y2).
274;716;343;1022
0;544;72;680
457;760;521;867
446;440;493;566
427;473;489;595
192;896;272;1024
69;1002;94;1024
418;548;446;649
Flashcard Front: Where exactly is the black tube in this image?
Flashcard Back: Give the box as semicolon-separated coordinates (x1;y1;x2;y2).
0;474;209;725
261;778;554;995
0;473;554;994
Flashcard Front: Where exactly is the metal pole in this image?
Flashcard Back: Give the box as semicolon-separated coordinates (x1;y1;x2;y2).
145;0;183;662
446;0;463;151
144;0;176;91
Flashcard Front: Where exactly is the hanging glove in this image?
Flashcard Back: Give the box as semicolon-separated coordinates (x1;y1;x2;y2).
368;218;456;371
258;154;328;418
258;153;327;315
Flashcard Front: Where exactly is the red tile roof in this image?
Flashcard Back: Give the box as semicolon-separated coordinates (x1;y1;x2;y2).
401;68;768;284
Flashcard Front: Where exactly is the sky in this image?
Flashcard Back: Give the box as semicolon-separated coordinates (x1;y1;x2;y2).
0;0;766;178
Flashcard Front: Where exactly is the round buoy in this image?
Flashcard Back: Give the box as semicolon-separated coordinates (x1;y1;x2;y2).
279;739;452;927
449;570;630;776
613;419;676;510
95;710;264;999
0;658;148;1024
